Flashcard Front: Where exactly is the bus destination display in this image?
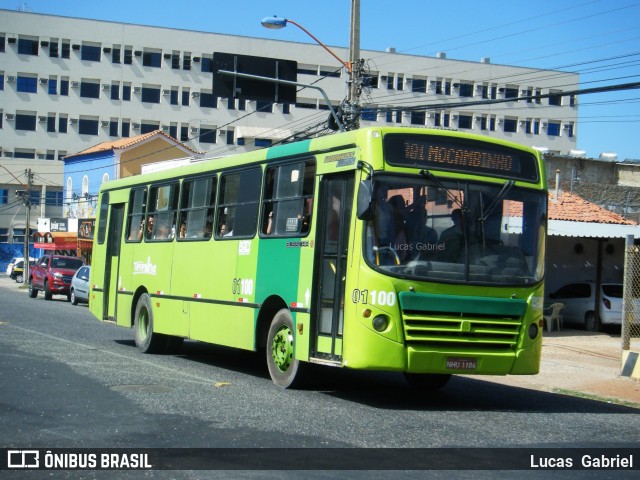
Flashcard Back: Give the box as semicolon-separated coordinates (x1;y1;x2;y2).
384;134;539;182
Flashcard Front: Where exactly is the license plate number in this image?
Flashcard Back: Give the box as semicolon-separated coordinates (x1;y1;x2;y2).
446;357;477;370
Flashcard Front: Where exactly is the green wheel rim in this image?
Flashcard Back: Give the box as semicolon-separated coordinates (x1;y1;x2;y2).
137;308;149;342
271;325;293;373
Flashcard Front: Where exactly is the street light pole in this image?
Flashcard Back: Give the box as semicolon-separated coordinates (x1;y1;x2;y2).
261;7;361;130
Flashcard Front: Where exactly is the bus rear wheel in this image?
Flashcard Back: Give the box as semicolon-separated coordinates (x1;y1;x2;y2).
266;309;303;388
404;373;452;390
134;293;166;354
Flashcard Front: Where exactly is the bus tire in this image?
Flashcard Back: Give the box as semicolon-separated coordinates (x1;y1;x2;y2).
266;309;303;388
404;373;452;390
133;293;165;354
28;279;38;298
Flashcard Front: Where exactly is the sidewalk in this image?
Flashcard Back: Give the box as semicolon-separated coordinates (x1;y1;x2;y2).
475;329;640;407
1;273;638;407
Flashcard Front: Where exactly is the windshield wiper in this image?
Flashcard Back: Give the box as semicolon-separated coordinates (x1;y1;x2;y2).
479;180;515;222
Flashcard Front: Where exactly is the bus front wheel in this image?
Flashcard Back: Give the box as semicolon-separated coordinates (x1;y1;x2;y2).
134;293;165;354
266;309;303;388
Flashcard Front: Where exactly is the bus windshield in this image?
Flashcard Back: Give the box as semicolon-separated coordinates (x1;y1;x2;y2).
364;174;547;286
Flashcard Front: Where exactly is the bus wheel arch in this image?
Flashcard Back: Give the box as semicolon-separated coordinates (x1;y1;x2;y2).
256;295;288;350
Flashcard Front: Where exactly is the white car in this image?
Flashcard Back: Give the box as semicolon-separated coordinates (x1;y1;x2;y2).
5;256;36;275
547;282;623;331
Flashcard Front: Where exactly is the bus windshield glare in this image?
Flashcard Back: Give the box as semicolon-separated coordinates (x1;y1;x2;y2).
364;175;547;285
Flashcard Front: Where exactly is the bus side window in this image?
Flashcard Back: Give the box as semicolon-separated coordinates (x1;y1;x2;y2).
261;159;315;237
126;188;146;242
216;167;261;239
147;183;179;241
178;176;216;240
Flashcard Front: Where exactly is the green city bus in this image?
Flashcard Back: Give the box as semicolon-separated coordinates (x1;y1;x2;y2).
90;126;547;389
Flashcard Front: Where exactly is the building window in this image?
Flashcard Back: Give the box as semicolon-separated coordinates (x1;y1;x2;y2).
386;75;394;90
112;47;121;64
200;92;216;108
362;73;379;89
80;80;100;99
201;56;213;73
15;113;36;131
169;125;177;139
410;111;425;125
170;89;178;105
458;114;473;129
60;79;69;96
143;50;161;68
503;87;519;99
171;53;180;69
180;125;189;142
547;122;561;136
61;40;70;58
141;122;159;134
122;84;131;101
503;117;518;133
181;89;189;106
256;100;272;113
458;83;473;97
412;78;427;93
548;91;562;106
48;78;57;95
0;189;8;205
45;191;63;207
199;126;217;144
58;116;68;133
122;120;130;137
226;130;234;145
17;76;37;93
47;115;56;132
124;47;133;65
0;74;4;91
183;53;191;70
141;86;161;103
111;83;119;100
81;44;101;62
238;99;246;111
18;38;38;55
361;108;377;122
49;40;59;57
0;36;5;53
109;120;118;137
78;117;99;135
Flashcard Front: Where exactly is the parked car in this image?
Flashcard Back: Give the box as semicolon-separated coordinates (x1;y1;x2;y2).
10;260;37;283
28;255;84;301
5;256;36;275
547;281;623;331
70;266;91;305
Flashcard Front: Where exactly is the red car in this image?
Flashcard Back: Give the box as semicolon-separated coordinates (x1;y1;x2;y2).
28;255;84;301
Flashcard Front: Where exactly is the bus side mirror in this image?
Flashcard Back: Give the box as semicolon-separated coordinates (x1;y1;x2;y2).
356;179;373;220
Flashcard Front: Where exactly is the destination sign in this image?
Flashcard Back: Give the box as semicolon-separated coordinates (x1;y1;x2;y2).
383;134;540;182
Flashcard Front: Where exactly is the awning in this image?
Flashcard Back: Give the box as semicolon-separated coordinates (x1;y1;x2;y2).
78;240;93;250
34;232;78;250
234;126;293;140
548;220;640;239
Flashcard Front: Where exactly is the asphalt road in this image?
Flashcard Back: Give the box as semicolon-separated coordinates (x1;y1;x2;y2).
0;276;638;479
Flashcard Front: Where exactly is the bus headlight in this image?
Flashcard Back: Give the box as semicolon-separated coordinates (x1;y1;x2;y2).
528;323;539;339
372;314;389;332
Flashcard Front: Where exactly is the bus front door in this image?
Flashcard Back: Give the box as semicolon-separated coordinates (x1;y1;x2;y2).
312;174;354;361
103;203;124;321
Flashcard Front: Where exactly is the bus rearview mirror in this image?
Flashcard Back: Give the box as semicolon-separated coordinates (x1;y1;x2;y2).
356;179;373;220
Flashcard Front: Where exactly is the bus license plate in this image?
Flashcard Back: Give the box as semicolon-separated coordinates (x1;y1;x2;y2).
446;358;477;370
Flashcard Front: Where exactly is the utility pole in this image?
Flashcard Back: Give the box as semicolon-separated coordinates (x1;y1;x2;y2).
345;0;361;130
23;169;34;285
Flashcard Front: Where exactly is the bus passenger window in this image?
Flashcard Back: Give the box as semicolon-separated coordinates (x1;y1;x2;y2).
178;176;216;241
216;168;261;239
126;188;146;242
261;160;315;237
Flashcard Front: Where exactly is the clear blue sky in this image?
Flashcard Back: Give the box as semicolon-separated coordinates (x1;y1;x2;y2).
2;0;639;160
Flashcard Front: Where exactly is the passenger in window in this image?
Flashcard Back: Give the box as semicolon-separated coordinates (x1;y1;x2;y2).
438;208;465;261
178;222;186;239
265;210;274;235
155;223;170;240
204;222;213;238
138;216;155;240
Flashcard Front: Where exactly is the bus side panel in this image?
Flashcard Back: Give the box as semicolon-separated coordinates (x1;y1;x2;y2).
255;238;303;354
185;241;250;349
146;243;181;336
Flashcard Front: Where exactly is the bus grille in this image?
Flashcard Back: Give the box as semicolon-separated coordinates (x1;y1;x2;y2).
398;291;526;351
402;311;521;350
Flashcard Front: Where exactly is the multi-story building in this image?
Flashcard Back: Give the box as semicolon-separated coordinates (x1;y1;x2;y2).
0;8;579;255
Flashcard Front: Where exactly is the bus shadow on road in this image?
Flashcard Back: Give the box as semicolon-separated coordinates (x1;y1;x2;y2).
115;338;638;415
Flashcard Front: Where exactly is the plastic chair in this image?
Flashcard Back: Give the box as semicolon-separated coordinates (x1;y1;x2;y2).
543;303;564;332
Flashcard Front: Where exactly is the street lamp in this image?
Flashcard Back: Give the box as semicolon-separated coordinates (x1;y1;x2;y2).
261;16;352;73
